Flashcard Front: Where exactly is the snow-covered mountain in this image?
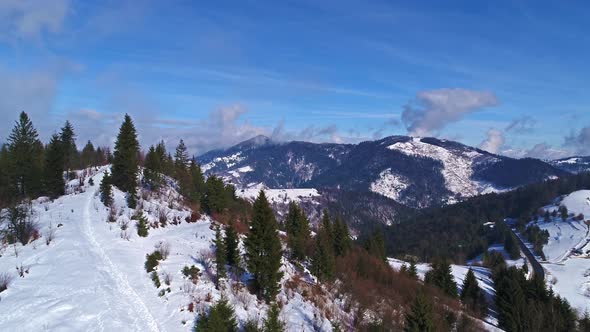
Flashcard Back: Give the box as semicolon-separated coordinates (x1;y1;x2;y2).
550;156;590;174
198;135;568;208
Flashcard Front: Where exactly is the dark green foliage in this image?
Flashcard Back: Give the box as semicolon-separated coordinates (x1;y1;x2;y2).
137;214;149;237
365;231;386;262
523;225;549;255
244;191;283;303
80;140;96;168
151;271;161;288
111;114;140;204
424;260;458;298
483;250;507;273
1;202;37;245
284;202;310;261
224;222;240;268
7;112;44;199
243;320;262;332
504;233;521;260
194;299;238;332
144;145;164;190
59;120;78;176
145;251;163;272
311;210;336;281
460;268;487;316
404;291;434;332
182;265;201;282
332;216;351;257
579;312;590;332
408;260;418;280
189;161;206;202
174;140;193;197
99;172;113;206
263;303;285;332
560;205;568;221
202;175;235;214
494;266;577;332
0;145;14;207
214;226;227;284
43;134;65;199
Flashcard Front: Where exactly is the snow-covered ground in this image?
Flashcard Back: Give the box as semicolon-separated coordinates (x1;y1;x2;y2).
385;137;502;204
237;187;320;205
0;168;335;331
369;169;409;202
523;190;590;313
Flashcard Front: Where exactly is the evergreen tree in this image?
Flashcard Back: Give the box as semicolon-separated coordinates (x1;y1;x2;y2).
365;231;386;262
224;221;240;268
7;112;44;199
285;202;310;261
560;205;569;222
332;216;351;257
194;298;238;332
144;145;163;189
579;311;590;332
111;114;140;208
80;140;96;168
311;210;336;281
0;145;15;205
214;226;227;286
174;139;189;173
189;161;205;202
404;291;434;332
424;260;458;298
408;260;418;280
504;234;520;260
174;140;192;197
202;175;228;214
137;214;149;237
59;120;78;177
244;191;283;303
461;268;487;315
100;171;113;206
263;303;285;332
44;134;65;198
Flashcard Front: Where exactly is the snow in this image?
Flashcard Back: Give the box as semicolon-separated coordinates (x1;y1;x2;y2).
0;167;335;331
523;190;590;313
387;137;501;203
369;168;409;202
201;152;244;172
237;187;320;205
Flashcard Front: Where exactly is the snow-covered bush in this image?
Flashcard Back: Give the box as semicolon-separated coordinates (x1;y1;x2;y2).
151;271;160;288
0;272;13;293
182;265;201;284
145;251;163;273
156;241;170;260
136;215;149;237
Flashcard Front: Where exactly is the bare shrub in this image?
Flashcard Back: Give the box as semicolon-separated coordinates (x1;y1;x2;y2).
156;241;170;260
45;222;56;245
162;271;173;286
1;202;39;245
107;205;117;223
120;230;130;240
157;206;169;227
119;219;129;231
16;263;29;277
0;272;13;292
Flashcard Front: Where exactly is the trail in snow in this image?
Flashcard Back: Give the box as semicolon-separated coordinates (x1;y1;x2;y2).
82;191;161;332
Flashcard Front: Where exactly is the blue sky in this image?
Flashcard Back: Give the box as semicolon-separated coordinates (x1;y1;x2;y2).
1;0;589;157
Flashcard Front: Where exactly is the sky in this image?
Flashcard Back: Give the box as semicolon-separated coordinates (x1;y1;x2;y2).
1;0;590;158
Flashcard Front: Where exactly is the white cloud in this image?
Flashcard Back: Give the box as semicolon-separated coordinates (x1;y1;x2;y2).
564;126;590;156
0;0;70;40
479;128;505;154
402;88;499;136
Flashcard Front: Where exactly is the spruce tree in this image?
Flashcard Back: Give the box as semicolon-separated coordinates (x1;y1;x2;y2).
424;260;458;298
44;134;65;199
202;175;228;214
189;161;205;202
137;214;149;237
224;221;240;268
7;112;44;199
332;216;351;257
365;231;386;262
174;140;192;197
80;140;96;168
263;303;285;332
214;226;227;286
404;291;434;332
100;171;113;206
59;120;78;177
244;191;283;303
461;268;486;315
285;202;310;261
144;145;163;189
0;145;15;205
111;114;140;208
194;298;238;332
408;260;418;280
311;210;336;281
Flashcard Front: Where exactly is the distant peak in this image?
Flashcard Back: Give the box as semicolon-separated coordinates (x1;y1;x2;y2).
235;135;273;148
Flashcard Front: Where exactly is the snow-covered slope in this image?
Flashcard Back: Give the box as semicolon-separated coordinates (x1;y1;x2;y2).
521;190;590;313
0;168;337;331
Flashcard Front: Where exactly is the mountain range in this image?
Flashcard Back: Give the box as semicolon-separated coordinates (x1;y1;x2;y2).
198;135;583;210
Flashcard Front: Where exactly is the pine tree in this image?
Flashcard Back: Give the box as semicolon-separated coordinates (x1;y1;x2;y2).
100;171;113;206
174;140;192;197
137;214;149;237
504;234;520;260
224;221;240;269
0;145;15;205
59;120;78;177
144;145;163;189
202;175;228;214
579;311;590;332
194;298;238;332
425;260;458;298
7;112;44;199
44;134;65;198
285;202;310;261
80;140;96;168
189;161;205;202
332;216;351;257
263;303;285;332
214;226;227;286
244;191;283;303
311;210;336;281
404;291;434;332
365;231;386;261
461;268;487;315
408;260;418;280
111;114;140;208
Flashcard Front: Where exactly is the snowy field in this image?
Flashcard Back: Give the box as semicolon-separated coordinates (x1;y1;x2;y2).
527;190;590;313
0;168;334;331
236;187;320;205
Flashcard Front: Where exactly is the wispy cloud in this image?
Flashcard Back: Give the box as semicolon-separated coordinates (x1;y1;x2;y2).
0;0;70;40
479;128;505;154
